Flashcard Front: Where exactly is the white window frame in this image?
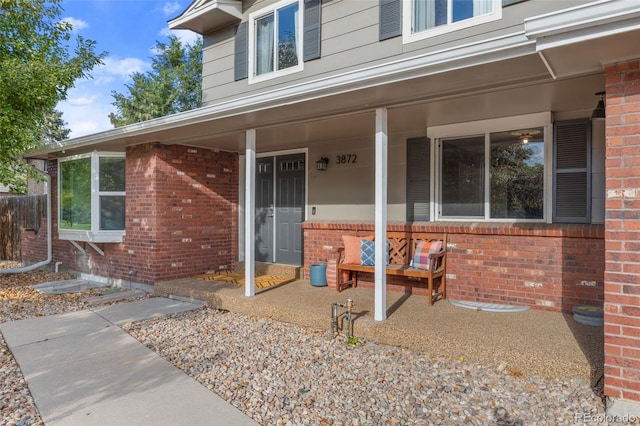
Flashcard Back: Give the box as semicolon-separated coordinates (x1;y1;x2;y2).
427;112;553;223
402;0;502;44
58;151;126;243
248;0;303;85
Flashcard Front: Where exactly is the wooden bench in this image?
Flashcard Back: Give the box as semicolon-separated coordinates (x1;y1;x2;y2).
336;232;447;306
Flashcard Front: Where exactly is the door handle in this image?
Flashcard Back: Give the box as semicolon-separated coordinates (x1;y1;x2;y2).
268;205;274;218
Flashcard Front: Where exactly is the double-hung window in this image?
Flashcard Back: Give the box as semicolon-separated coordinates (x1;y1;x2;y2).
403;0;502;43
249;0;303;83
58;152;125;242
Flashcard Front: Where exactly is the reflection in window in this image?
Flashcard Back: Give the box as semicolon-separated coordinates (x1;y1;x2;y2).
441;136;485;217
100;196;126;230
490;128;544;219
99;157;125;192
98;157;126;231
413;0;493;33
60;157;92;230
59;153;126;235
255;1;299;76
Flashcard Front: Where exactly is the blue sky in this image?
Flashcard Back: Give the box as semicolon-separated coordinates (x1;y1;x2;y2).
57;0;201;138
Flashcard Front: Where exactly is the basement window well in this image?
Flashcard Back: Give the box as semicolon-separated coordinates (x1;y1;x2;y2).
58;152;125;243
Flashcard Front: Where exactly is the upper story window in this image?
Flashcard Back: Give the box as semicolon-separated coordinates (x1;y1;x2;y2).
249;0;303;84
403;0;502;43
58;152;125;243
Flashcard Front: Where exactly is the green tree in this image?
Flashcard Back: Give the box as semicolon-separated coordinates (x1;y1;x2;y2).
0;0;105;193
278;31;298;71
490;143;544;218
109;35;202;127
42;109;71;145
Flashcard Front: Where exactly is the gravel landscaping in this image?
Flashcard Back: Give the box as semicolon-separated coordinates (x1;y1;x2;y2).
1;265;606;425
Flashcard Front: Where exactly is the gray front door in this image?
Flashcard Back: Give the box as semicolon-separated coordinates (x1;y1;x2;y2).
255;154;305;265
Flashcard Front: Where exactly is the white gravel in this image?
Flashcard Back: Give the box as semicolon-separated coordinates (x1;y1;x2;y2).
124;307;606;425
1;268;606;426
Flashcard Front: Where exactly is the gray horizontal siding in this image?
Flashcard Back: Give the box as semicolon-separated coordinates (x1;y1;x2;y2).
200;0;586;107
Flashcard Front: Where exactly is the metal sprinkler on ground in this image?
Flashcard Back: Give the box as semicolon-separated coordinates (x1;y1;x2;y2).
331;297;354;340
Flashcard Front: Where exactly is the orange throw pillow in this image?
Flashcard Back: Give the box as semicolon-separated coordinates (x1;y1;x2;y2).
342;235;373;264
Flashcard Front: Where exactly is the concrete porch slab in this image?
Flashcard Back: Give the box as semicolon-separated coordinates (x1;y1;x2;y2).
156;277;604;385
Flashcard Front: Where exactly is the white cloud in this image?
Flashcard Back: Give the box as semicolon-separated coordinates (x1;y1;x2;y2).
57;93;114;139
102;57;150;78
66;96;93;106
162;1;182;16
160;27;202;46
71;120;104;136
57;81;115;139
80;57;150;88
57;56;152;139
61;17;89;32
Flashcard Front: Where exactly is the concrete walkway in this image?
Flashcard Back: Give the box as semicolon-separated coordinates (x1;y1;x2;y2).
0;298;259;426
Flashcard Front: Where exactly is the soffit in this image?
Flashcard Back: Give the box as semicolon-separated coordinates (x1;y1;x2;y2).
534;29;640;79
36;52;557;159
525;0;640;78
168;0;242;34
54;65;603;158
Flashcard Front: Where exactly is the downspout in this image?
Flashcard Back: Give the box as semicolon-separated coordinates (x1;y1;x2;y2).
0;168;52;274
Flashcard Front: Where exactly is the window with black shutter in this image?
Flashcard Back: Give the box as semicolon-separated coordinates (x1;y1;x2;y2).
553;119;591;223
235;0;322;82
234;22;248;81
379;0;402;41
406;137;431;221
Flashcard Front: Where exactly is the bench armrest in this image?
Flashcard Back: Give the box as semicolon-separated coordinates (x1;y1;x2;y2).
429;250;446;272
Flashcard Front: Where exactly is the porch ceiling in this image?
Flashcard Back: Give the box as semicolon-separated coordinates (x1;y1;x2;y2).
160;70;604;154
36;50;603;159
537;28;640;79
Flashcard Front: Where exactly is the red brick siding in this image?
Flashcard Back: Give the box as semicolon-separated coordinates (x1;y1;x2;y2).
20;220;48;264
126;143;239;282
302;222;604;313
604;58;640;403
23;144;238;284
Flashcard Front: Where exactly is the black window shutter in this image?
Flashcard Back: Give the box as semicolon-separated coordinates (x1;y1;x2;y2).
553;119;591;223
379;0;402;41
234;22;248;81
303;0;321;61
406;137;430;221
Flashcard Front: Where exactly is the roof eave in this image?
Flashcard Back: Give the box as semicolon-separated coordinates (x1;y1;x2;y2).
168;0;242;34
524;0;640;49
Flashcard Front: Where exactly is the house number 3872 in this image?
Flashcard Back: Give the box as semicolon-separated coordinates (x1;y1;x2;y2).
336;154;357;164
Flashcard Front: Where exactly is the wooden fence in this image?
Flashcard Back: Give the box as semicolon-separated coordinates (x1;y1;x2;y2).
0;195;46;261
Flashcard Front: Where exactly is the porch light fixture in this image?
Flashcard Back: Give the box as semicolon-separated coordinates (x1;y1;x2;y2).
511;130;541;144
316;157;329;171
591;91;606;120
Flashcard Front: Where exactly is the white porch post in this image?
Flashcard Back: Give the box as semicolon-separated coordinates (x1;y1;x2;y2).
375;108;388;321
244;129;256;297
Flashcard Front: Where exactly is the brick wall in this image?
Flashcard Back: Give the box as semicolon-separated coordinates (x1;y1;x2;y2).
23;144;239;285
302;222;604;313
125;143;239;282
20;220;48;264
604;58;640;404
